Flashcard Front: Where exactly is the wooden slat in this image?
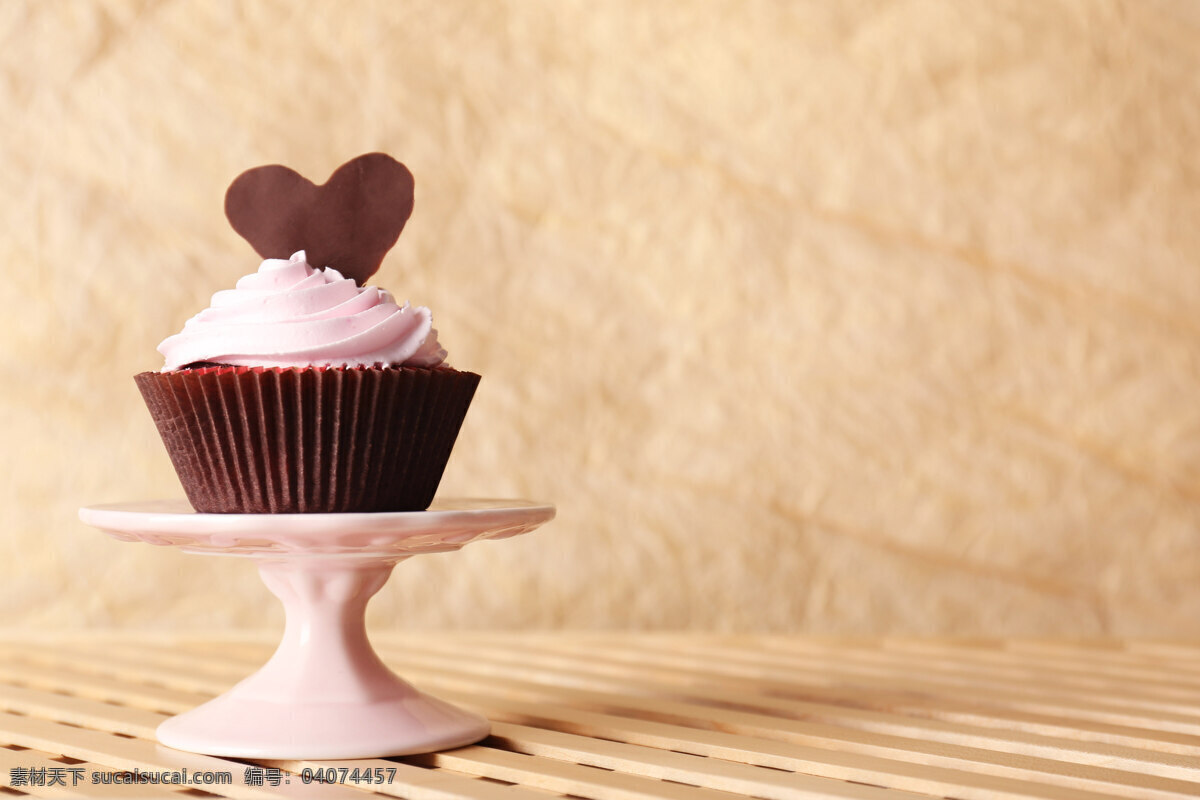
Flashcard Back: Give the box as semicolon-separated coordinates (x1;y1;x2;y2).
0;711;357;799
0;663;900;800
365;644;1200;787
430;684;1196;800
0;645;907;800
256;758;555;800
0;745;166;798
482;720;891;800
435;634;1200;737
0;684;551;800
44;635;1200;798
492;634;1200;711
459;635;1200;750
542;638;1200;746
1;635;1199;800
410;745;750;800
3;639;1186;800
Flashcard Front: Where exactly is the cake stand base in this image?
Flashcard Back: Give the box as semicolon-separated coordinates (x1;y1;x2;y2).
157;558;488;759
78;499;555;759
157;688;488;760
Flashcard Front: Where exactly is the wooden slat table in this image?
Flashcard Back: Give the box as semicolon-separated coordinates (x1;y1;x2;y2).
0;635;1197;799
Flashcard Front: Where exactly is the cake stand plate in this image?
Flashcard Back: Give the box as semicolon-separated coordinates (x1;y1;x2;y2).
78;499;555;760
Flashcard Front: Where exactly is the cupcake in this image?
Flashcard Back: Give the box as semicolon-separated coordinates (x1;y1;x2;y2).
135;154;479;513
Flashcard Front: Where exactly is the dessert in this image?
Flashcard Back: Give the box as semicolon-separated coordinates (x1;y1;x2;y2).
135;154;479;513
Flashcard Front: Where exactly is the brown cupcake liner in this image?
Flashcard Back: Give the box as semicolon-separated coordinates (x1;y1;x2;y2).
134;365;480;513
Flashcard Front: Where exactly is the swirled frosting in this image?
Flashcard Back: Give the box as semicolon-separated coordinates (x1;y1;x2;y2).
158;251;447;371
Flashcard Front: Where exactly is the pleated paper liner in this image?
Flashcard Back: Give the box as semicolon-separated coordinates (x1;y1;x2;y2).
134;365;480;513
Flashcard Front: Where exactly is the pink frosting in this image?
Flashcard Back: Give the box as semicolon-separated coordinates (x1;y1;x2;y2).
158;251;447;371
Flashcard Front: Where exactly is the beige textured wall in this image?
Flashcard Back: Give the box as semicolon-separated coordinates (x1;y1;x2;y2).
3;1;1199;634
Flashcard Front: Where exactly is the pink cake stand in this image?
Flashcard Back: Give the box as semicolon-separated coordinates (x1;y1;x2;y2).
77;498;555;760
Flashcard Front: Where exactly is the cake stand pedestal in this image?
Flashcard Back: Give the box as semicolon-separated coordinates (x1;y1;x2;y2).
78;499;555;760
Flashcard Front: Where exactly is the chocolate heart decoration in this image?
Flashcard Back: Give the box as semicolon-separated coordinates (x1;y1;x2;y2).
224;153;415;286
